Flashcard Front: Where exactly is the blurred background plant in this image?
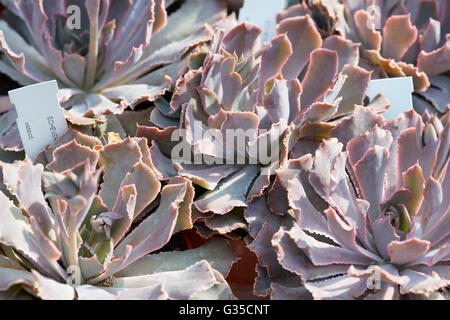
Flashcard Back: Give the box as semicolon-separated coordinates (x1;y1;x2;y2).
277;0;449;116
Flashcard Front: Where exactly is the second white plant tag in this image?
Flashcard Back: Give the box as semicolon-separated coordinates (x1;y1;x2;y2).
8;80;68;160
366;77;414;121
239;0;287;43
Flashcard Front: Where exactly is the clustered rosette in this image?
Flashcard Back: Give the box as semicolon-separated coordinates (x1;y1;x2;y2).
249;107;449;299
279;0;450;115
0;130;237;300
137;18;383;240
0;0;231;153
137;21;299;239
0;1;448;301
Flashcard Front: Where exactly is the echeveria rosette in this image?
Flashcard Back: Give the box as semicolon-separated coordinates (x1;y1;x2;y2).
272;1;390;120
267;108;450;300
0;0;231;153
345;0;449;115
244;106;389;299
280;0;450;116
0;130;237;300
139;21;375;240
139;22;298;239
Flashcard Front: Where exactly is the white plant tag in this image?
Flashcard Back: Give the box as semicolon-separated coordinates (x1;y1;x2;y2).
239;0;287;43
366;77;414;121
8;80;68;160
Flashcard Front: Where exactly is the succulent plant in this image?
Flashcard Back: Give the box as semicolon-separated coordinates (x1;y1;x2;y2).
136;21;294;239
278;0;450;115
0;0;231;153
0;129;237;300
0;0;446;302
250;108;449;299
244;106;385;299
136;20;379;240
